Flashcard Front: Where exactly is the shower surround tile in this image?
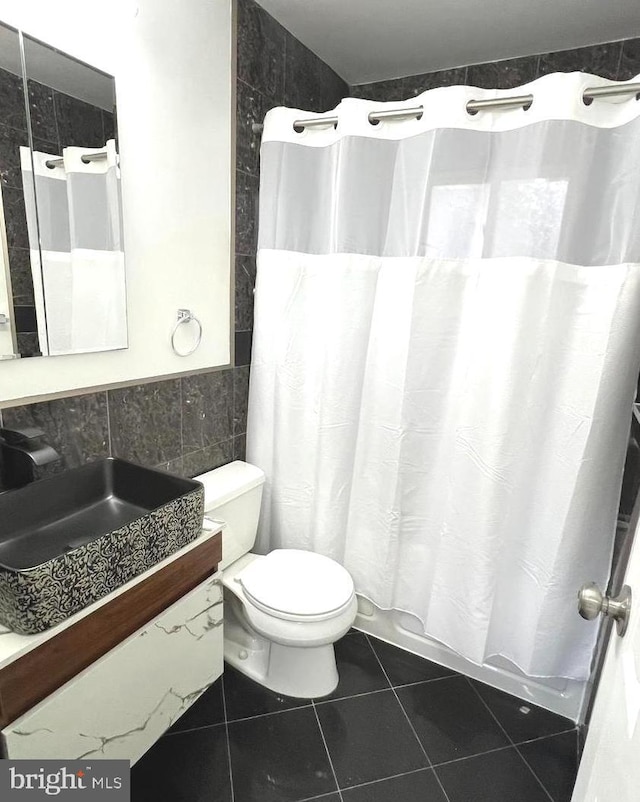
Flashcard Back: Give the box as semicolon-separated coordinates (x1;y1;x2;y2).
618;38;640;80
538;42;622;80
237;0;286;99
350;79;406;102
236;79;274;176
284;32;347;112
102;110;116;142
467;55;539;89
403;67;469;94
108;379;182;466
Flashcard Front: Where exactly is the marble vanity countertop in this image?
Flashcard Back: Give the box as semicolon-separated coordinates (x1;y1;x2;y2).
0;524;222;671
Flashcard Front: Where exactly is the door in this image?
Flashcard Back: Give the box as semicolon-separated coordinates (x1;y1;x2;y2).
571;504;640;800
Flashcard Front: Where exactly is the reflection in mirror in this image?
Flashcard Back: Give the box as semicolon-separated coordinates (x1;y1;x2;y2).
0;23;30;360
0;25;128;360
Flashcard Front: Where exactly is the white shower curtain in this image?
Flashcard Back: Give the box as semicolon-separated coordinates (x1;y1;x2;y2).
21;141;126;356
248;71;640;680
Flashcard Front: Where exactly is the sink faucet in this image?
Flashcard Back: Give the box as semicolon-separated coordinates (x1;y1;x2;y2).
0;427;61;490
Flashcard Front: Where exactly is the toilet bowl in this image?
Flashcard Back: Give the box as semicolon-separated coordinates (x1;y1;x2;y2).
196;461;358;698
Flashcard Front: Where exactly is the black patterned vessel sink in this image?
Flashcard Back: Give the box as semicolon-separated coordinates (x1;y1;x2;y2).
0;457;203;634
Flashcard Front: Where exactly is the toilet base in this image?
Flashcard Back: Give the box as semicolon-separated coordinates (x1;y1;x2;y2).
223;591;340;698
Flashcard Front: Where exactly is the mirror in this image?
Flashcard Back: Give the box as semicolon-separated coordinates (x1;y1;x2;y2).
0;23;127;360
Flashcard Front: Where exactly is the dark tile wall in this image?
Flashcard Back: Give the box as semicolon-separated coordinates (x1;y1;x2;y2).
0;0;348;481
0;62;116;358
235;0;348;366
350;38;640;98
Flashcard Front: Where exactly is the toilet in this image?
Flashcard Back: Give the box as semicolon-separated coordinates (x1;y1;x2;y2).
196;461;358;698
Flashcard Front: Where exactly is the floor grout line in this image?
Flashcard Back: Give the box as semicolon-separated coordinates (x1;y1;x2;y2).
392;674;460;690
311;700;344;802
220;673;235;802
365;634;453;802
314;686;392;706
337;765;439;794
464;675;555;802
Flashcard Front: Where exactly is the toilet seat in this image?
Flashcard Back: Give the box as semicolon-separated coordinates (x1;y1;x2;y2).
238;549;355;623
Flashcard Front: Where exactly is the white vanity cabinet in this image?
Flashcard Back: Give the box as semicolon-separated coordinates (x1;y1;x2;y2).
0;530;223;763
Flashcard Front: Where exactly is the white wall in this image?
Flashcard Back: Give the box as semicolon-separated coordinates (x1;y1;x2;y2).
0;0;233;407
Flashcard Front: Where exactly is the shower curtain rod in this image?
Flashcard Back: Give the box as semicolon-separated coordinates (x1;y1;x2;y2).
251;81;640;134
45;149;111;169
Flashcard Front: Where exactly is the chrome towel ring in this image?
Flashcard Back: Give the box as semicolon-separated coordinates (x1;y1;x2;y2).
171;308;202;356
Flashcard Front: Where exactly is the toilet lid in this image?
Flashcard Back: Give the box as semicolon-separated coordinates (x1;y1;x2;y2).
239;549;355;618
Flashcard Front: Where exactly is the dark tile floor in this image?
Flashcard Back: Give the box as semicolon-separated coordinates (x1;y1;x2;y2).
132;631;579;802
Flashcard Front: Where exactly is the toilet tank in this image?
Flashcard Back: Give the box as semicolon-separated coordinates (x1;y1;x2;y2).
195;461;265;570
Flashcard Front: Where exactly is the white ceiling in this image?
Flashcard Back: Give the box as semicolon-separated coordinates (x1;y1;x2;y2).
255;0;640;85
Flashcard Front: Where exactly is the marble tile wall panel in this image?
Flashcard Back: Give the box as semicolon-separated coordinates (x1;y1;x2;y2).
234;0;348;363
284;31;348;112
1;577;224;762
0;123;29;190
235;254;256;331
237;0;286;103
27;80;57;142
0;368;249;480
108;380;182;467
54;91;105;149
6;247;32;304
466;55;538;89
403;68;469;95
349;39;640;101
181;371;234;454
1;392;110;474
537;42;622;80
0;66;27;132
233;366;250;438
182;440;235;478
618;39;640;80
